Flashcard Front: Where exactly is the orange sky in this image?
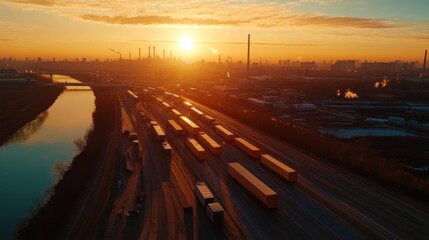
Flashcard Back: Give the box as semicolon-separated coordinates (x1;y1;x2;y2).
0;0;428;63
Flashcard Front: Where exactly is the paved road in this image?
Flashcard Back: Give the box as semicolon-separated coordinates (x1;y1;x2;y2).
139;92;429;239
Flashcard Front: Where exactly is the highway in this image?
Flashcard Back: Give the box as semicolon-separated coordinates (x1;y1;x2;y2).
115;89;429;239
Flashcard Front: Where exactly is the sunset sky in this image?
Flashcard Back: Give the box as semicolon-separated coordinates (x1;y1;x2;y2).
0;0;428;63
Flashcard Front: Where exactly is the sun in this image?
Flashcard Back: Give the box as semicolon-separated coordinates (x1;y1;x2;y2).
180;37;194;52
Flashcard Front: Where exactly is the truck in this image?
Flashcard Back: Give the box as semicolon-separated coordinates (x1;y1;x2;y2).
206;202;224;225
132;140;140;151
190;107;204;120
179;116;200;136
214;125;234;142
162;141;172;155
152;125;166;141
202;115;215;124
170;109;182;119
198;132;222;156
183;101;193;109
194;182;214;207
227;162;278;208
168;119;185;135
186;138;206;160
260;154;297;182
162;101;172;110
233;137;261;159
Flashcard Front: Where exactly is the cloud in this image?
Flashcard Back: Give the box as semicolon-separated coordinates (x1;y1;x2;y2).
286;14;394;28
0;38;14;41
3;0;397;29
80;14;245;26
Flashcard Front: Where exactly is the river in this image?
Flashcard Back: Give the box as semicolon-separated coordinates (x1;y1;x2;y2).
0;75;95;239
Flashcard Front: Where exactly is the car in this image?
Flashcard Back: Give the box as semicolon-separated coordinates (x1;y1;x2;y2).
126;210;141;217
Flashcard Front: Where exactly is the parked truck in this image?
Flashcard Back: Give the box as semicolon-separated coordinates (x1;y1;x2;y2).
152;125;166;141
194;182;214;207
186;138;206;160
206;202;224;225
202;115;215;124
168;119;185;135
260;154;297;183
190;107;204;120
179;116;200;136
214;125;234;142
162;101;172;110
198;132;222;156
170;109;182;119
227;162;278;208
233;137;261;159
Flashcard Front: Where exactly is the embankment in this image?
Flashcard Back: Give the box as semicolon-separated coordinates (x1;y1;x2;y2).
16;87;120;239
0;84;63;146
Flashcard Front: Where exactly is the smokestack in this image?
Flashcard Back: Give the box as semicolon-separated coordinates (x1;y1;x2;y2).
423;49;427;72
219;55;221;64
163;49;165;61
139;48;141;61
148;46;151;58
170;50;172;60
247;34;250;70
153;46;155;59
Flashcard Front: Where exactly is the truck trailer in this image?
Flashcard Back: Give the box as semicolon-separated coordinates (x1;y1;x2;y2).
194;182;214;207
260;154;297;182
233;137;261;159
227;162;278;208
214;125;234;142
168;119;185;135
170;109;182;119
198;132;222;156
190;107;204;120
206;202;224;225
186;138;206;160
179;116;200;136
152;125;166;141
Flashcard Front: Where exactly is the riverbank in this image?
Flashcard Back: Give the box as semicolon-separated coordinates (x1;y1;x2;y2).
0;84;63;146
16;87;120;239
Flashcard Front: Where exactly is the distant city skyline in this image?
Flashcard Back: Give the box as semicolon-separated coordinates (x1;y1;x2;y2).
0;0;428;62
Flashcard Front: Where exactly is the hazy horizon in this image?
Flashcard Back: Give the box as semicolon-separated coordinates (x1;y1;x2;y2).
1;0;428;62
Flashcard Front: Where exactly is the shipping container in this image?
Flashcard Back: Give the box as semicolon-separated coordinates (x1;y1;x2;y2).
198;132;222;156
162;141;172;155
172;94;182;102
164;91;172;99
227;162;278;208
206;202;224;225
162;101;172;110
132;140;140;151
170;109;182;119
153;125;166;141
202;115;215;124
190;107;204;120
183;101;193;108
168;119;185;135
260;154;297;182
150;121;158;126
179;116;200;136
186;138;206;160
156;97;163;104
127;90;138;102
214;125;234;142
194;182;214;207
129;132;138;141
233;137;261;159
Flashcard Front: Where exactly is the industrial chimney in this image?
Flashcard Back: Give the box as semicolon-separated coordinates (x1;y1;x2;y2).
423;49;427;72
247;34;250;71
